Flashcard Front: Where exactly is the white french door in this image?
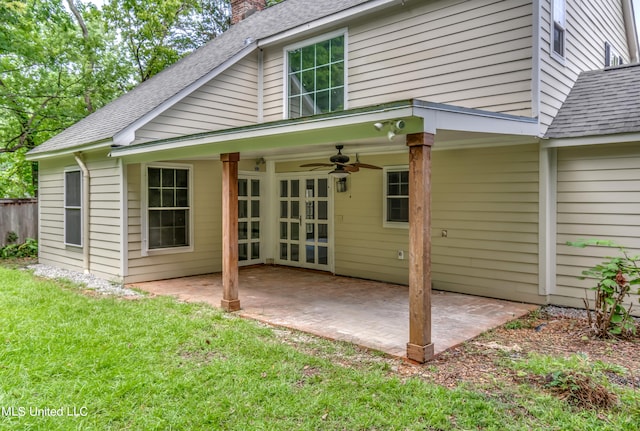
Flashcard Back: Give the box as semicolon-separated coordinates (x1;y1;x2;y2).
276;174;332;271
238;174;262;266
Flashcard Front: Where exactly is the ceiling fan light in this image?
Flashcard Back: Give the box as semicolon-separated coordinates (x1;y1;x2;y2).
329;167;350;179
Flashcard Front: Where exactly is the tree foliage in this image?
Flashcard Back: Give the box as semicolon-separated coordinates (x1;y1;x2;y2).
0;0;233;197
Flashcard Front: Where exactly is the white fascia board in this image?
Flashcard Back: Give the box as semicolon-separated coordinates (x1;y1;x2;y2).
110;104;415;159
543;132;640;148
112;42;259;147
25;140;113;161
414;103;539;136
258;0;401;48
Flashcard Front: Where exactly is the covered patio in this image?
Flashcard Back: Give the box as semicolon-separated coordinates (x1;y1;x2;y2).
129;266;538;359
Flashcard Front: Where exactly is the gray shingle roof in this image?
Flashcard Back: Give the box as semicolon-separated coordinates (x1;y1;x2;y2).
545;63;640;139
30;0;373;155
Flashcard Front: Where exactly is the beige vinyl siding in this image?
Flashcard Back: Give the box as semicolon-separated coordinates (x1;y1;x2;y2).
431;144;541;302
38;157;84;273
538;0;630;130
125;160;222;283
328;145;541;302
348;0;533;115
262;0;534;123
333;153;409;284
37;151;122;280
84;153;123;280
555;143;640;310
134;53;259;143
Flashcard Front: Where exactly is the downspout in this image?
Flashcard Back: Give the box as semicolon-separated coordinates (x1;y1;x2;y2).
74;152;90;274
622;0;639;63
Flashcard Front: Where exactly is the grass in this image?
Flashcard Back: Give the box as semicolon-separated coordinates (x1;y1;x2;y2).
0;266;639;430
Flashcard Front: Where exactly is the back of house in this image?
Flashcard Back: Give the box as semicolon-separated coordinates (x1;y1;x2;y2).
27;0;640;317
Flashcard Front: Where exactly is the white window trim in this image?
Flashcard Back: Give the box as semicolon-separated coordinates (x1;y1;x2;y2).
64;167;83;247
141;162;194;256
282;28;349;119
550;0;566;63
383;165;409;229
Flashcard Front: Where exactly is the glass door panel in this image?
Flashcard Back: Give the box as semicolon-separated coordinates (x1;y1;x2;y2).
238;175;262;265
277;175;331;270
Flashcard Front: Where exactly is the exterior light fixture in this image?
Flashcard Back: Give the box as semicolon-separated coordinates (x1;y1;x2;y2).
335;177;347;193
373;119;406;141
387;130;396;141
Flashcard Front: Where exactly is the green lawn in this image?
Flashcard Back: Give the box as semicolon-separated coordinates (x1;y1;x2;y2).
0;266;638;430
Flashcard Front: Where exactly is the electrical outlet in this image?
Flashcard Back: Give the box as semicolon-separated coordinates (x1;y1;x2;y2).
397;250;404;260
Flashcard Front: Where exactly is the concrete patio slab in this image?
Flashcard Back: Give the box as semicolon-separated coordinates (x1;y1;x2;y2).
129;266;538;358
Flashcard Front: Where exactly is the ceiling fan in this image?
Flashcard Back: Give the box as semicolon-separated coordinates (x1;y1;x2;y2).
300;145;382;176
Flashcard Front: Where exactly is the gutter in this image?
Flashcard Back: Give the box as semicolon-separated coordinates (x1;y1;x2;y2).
73;152;91;274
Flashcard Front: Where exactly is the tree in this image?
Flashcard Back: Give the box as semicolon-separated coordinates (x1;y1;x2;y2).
103;0;231;82
0;0;128;197
0;0;238;197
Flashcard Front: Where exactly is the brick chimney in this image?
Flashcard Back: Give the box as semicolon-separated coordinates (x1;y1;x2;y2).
231;0;267;25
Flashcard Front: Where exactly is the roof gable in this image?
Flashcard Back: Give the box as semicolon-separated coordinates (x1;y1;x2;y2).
545;63;640;139
29;0;374;155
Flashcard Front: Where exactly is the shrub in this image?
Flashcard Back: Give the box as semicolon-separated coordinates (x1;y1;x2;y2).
567;239;640;338
0;238;38;259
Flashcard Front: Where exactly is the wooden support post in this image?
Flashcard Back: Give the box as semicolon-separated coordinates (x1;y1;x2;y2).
406;132;435;363
221;153;241;312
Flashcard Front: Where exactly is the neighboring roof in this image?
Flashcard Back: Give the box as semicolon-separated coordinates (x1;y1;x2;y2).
29;0;375;155
545;63;640;139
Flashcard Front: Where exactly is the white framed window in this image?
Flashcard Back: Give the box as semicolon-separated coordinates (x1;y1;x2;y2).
383;166;409;228
605;42;624;67
64;169;82;246
551;0;566;59
142;163;194;254
284;29;347;119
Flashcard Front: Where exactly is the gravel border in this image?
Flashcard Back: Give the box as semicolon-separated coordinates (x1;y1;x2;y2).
542;304;640;323
26;264;141;297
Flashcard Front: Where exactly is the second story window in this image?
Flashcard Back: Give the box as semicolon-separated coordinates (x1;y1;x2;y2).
552;0;566;58
286;32;345;119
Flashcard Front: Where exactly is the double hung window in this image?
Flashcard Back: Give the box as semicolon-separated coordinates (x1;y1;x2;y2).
64;170;82;246
384;168;409;227
552;0;566;58
147;166;191;250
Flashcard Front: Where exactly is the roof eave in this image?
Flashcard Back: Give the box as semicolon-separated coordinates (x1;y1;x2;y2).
258;0;402;48
109;100;540;163
112;42;259;148
543;131;640;148
25;140;114;161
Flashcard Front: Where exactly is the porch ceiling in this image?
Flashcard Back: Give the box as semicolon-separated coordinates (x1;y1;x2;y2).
109;99;540;163
129;266;538;358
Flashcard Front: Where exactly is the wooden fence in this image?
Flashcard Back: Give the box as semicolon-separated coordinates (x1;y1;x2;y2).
0;199;38;247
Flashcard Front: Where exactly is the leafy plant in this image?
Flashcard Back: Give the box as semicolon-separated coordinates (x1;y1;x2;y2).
5;230;18;244
567;239;640;338
0;238;38;259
